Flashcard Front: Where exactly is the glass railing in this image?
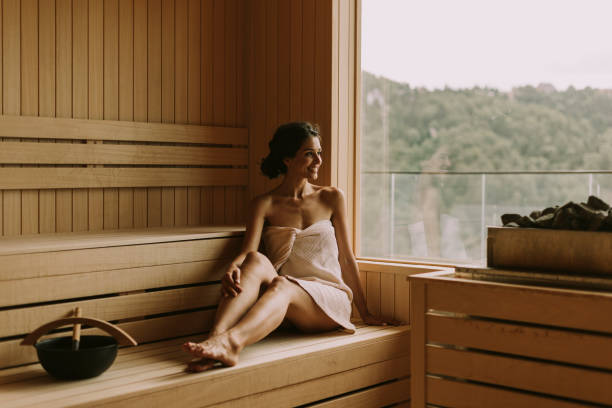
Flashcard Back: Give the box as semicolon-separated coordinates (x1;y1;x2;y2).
360;170;612;264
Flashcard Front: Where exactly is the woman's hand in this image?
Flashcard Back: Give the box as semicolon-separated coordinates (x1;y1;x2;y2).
362;312;403;327
221;264;243;297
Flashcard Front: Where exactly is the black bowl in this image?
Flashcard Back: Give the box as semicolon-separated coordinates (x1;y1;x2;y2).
35;335;118;380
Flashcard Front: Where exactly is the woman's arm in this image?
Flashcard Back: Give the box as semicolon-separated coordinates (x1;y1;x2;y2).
330;188;399;326
221;195;269;297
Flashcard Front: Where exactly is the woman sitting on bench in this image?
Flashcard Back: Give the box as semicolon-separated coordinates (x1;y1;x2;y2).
183;122;397;372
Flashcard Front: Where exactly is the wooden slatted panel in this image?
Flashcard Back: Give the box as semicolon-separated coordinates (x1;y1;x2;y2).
0;1;248;235
426;277;612;333
0;259;229;308
427;345;612;405
426;376;587;408
214;361;410;408
0;236;241;282
1;286;221;338
427;313;612;370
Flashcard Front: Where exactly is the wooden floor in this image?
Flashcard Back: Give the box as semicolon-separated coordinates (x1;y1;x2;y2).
1;324;410;408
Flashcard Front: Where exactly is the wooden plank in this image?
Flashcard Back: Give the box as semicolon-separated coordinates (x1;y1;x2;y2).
0;167;249;191
212;0;224;125
394;274;410;324
308;377;410;408
410;280;426;408
188;0;201;124
200;186;214;225
427;376;587;408
235;0;245;126
147;187;162;227
315;0;333;186
0;309;217;369
2;0;21;236
89;0;104;120
104;188;119;229
488;226;612;275
0;258;230;307
21;190;38;234
188;187;201;225
277;0;291;126
56;0;73;233
175;186;188;226
0;0;2;116
119;0;134;121
39;0;55;117
224;0;237;127
118;188;134;228
213;186;225;224
38;0;56;233
301;0;315;121
161;187;175;227
214;361;410;408
134;187;148;228
427;313;612;370
0;226;243;255
175;0;188;124
89;186;104;231
380;272;395;320
134;0;148;122
427;345;612;405
104;0;119;121
425;277;612;333
224;187;237;224
1;285;221;338
264;0;277;193
148;0;162;123
72;0;90;232
161;0;175;123
200;0;213;124
289;0;302;120
0;142;246;165
1;115;247;145
366;271;380;317
0;235;241;281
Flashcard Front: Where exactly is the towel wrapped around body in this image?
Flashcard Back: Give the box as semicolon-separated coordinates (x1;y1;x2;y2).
262;219;356;333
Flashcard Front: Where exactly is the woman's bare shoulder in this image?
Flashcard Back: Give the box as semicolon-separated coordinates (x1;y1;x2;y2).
315;185;345;203
250;193;274;216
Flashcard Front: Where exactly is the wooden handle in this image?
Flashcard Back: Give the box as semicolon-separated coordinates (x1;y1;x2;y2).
21;317;138;347
72;307;82;343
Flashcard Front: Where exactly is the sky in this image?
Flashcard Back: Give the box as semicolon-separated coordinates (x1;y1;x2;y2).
361;0;612;91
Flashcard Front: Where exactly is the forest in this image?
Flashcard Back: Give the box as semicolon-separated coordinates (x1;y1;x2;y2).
360;71;612;261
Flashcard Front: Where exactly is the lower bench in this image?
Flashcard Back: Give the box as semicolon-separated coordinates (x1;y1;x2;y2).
0;227;410;407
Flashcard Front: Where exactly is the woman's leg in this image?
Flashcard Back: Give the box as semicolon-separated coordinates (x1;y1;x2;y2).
183;277;339;372
209;251;278;336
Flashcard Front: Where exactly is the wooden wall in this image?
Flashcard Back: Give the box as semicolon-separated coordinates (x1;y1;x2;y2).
0;0;247;236
248;0;333;197
247;0;358;246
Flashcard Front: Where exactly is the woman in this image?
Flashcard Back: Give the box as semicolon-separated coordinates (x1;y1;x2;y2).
183;122;397;372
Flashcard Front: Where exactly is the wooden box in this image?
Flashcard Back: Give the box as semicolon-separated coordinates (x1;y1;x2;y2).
487;226;612;275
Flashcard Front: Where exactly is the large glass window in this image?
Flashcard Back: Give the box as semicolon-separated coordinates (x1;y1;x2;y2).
360;0;612;263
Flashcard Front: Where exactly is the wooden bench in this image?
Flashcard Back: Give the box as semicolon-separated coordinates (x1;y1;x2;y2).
0;227;410;407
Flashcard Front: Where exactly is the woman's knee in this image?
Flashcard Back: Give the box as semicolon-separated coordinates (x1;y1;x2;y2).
241;251;276;280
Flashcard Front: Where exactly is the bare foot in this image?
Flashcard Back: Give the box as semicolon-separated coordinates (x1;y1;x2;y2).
182;333;240;372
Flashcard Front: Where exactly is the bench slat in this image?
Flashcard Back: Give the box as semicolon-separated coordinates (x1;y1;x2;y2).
0;168;248;190
212;360;410;408
1;236;241;282
1;285;221;338
307;376;410;408
0;142;248;166
0;115;248;145
0;259;228;307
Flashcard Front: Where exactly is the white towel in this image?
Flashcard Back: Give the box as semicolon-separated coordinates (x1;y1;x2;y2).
263;219;355;333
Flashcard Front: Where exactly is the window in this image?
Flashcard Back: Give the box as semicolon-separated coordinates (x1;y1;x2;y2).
359;0;612;263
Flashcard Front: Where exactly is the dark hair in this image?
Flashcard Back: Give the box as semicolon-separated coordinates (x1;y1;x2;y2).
260;122;320;179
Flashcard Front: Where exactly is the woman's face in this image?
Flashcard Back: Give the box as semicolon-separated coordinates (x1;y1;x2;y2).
284;136;322;180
